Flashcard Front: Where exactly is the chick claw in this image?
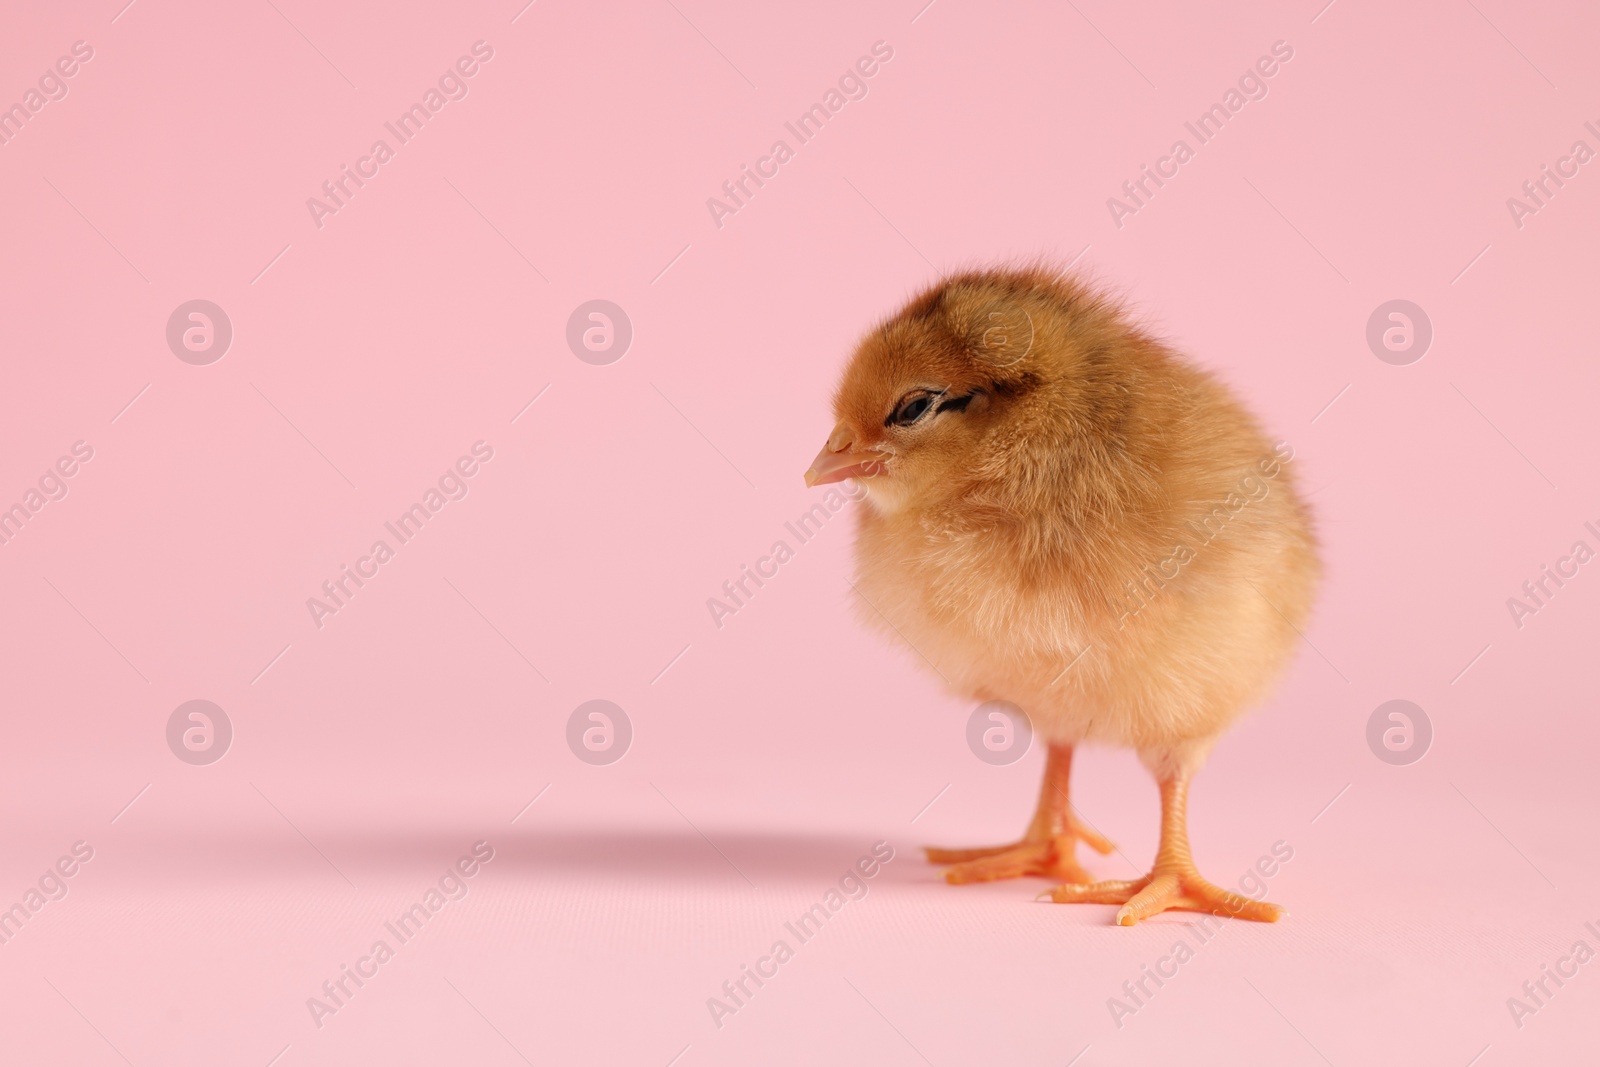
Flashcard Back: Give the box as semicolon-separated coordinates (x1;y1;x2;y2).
1044;866;1284;926
926;819;1115;886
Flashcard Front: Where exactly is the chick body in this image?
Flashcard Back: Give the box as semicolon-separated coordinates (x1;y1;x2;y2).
813;267;1319;923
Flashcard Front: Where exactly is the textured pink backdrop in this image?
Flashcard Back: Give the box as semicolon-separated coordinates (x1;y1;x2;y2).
2;0;1598;1064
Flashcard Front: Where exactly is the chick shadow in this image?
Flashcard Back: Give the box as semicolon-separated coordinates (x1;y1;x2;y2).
136;829;928;890
359;828;916;888
499;831;928;889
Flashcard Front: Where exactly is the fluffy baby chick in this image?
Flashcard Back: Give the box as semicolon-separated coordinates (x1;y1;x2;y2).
805;267;1319;925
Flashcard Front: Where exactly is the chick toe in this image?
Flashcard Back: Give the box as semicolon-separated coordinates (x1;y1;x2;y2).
1115;869;1284;926
932;839;1095;885
1045;869;1283;924
1043;878;1148;906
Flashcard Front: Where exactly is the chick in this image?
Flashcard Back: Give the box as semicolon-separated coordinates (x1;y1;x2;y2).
805;267;1319;925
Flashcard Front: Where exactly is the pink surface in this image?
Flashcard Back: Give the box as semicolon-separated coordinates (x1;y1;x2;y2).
2;0;1598;1064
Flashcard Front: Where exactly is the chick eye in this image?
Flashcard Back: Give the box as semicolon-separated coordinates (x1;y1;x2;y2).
889;393;936;427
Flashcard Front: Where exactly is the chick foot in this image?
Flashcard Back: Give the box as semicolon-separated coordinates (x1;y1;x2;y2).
1043;766;1284;926
928;823;1113;885
924;742;1114;884
1044;865;1282;925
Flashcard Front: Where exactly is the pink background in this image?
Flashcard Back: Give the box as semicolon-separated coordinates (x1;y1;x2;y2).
2;0;1598;1063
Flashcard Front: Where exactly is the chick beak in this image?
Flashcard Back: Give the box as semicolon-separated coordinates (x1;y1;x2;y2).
804;424;886;487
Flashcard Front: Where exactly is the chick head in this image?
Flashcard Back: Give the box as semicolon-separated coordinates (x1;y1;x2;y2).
806;268;1126;514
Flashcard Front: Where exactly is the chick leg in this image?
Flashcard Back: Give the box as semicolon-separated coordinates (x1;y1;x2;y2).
925;743;1115;884
1044;766;1283;925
